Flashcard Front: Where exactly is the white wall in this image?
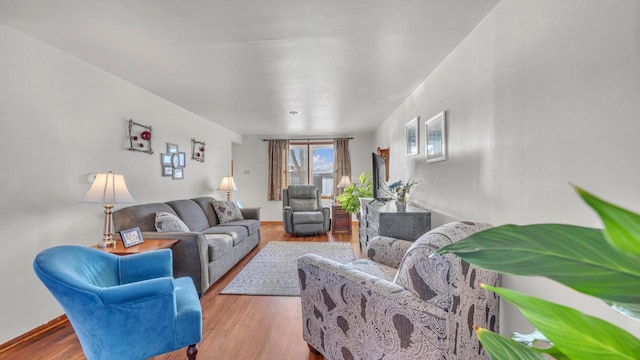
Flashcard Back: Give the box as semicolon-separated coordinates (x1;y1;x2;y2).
376;0;640;337
232;133;375;221
0;25;242;343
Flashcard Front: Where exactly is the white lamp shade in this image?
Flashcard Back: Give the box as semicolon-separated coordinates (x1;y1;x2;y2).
81;172;135;204
217;176;238;192
338;175;351;188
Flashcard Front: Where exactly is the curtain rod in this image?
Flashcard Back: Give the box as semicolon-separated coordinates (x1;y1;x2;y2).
262;137;353;141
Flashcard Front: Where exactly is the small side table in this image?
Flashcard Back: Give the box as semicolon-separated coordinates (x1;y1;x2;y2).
93;239;179;256
332;205;352;234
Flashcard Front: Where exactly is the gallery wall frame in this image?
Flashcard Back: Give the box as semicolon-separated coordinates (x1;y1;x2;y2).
405;116;419;157
425;111;447;163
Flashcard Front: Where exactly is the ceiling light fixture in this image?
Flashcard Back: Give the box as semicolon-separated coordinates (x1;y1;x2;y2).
289;110;299;115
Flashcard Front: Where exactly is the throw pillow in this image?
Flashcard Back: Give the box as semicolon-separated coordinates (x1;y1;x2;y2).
212;201;244;223
155;211;190;232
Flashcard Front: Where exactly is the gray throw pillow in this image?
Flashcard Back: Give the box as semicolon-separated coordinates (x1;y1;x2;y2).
155;211;190;232
212;201;244;223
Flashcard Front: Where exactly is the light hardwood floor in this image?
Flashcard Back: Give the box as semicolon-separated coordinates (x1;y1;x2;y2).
0;223;361;360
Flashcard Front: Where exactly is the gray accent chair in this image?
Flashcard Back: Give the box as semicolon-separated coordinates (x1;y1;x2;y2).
297;221;501;360
282;185;330;236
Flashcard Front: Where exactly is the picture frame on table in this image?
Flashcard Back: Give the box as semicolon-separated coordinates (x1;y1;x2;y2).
119;227;144;248
405;116;419;156
425;111;447;163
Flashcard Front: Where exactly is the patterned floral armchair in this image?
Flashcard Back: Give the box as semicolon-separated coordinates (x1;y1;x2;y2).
297;221;500;360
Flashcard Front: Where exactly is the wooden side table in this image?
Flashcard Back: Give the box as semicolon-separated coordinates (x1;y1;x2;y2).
332;205;352;234
93;239;179;255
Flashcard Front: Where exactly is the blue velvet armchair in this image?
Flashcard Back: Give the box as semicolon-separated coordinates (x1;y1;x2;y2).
33;245;202;360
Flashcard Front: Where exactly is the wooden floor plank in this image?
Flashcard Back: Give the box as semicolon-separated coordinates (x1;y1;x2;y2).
1;222;359;360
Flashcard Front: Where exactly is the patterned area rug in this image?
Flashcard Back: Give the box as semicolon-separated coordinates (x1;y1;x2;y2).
221;241;355;296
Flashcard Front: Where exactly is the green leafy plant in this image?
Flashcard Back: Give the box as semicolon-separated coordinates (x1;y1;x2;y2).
336;172;373;214
436;186;640;359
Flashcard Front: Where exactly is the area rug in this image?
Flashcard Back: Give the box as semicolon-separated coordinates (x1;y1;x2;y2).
221;241;355;296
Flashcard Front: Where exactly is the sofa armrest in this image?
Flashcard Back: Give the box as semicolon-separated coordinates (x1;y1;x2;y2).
140;232;209;295
366;236;414;268
297;254;447;358
240;207;261;220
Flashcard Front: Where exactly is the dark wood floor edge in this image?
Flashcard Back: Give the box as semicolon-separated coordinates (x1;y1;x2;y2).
261;220;283;225
0;314;69;354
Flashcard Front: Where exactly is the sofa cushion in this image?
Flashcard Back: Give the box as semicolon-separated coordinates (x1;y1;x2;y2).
212;201;244;223
202;225;248;246
204;234;233;261
191;197;221;226
165;199;210;232
114;203;176;232
292;211;324;224
155;212;190;232
218;219;260;236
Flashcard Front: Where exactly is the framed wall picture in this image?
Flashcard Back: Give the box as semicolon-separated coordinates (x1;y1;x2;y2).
405;116;419;156
162;166;173;177
167;143;178;153
161;153;172;166
119;227;144;248
425;111;447;163
173;168;184;180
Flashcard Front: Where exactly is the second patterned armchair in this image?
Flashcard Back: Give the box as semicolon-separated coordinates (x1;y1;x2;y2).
297;221;501;360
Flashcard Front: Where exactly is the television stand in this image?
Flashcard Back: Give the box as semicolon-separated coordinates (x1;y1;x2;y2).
368;197;390;205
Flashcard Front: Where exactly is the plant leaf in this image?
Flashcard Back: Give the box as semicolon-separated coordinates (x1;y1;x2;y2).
576;186;640;257
435;224;640;305
475;326;547;360
485;285;640;360
511;329;569;359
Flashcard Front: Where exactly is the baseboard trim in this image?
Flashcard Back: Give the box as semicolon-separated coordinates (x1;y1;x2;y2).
0;314;69;354
260;220;282;225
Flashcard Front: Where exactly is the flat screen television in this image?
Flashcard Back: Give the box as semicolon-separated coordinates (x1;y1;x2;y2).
372;152;390;203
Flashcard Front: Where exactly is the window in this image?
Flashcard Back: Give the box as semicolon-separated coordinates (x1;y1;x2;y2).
288;142;334;197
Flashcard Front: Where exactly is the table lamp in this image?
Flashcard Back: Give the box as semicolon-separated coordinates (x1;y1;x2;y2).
81;171;135;247
217;176;238;201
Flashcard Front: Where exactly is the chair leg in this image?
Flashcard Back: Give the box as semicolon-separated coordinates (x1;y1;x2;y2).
187;344;199;360
307;343;320;355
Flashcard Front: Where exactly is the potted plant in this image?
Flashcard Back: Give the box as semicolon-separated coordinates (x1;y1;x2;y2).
336;172;373;215
436;186;640;359
388;178;418;211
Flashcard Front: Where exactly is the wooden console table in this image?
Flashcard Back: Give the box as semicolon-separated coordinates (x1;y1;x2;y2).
93;239;179;255
358;199;431;249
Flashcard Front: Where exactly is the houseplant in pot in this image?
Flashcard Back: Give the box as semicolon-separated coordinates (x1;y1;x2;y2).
436;186;640;359
336;172;373;215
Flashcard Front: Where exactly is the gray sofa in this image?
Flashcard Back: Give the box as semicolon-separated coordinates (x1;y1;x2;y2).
113;197;260;295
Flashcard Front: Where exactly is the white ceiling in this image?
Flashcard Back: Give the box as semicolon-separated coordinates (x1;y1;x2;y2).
0;0;498;137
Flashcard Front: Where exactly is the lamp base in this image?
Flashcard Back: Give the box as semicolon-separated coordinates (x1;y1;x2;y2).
97;239;117;248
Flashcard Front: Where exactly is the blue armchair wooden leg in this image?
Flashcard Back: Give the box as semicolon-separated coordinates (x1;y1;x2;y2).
187;344;199;360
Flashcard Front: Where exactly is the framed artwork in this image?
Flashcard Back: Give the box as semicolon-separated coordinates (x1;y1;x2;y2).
405;116;419;156
425;111;447;163
167;143;178;153
119;227;144;248
162;166;173;177
178;152;186;167
161;153;172;166
173;168;184;180
191;138;205;162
